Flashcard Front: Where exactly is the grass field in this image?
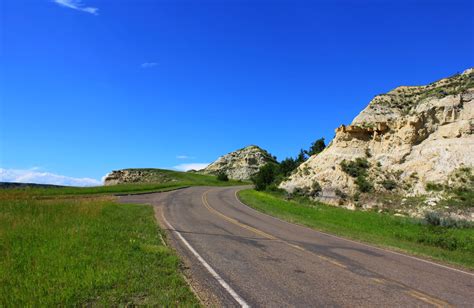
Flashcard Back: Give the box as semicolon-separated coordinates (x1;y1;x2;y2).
0;194;200;306
0;169;247;306
238;189;474;269
4;168;246;197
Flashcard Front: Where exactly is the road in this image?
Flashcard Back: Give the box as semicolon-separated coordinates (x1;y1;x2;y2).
120;186;474;307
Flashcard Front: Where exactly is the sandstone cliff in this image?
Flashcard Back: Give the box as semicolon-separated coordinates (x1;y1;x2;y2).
280;69;474;213
201;145;276;180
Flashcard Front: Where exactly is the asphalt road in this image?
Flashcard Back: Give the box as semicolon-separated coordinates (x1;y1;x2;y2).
120;186;474;307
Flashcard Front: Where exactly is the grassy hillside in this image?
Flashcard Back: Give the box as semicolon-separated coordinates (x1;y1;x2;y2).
238;189;474;269
4;168;246;197
0;169;247;306
0;193;200;306
105;168;249;185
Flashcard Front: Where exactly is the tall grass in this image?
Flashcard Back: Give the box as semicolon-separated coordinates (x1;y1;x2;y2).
0;169;248;305
0;195;199;306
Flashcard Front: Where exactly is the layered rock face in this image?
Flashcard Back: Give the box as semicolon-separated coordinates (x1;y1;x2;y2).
103;169;175;186
201;145;276;180
280;69;474;202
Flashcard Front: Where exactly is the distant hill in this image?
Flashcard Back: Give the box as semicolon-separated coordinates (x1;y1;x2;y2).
0;182;67;189
103;168;245;186
103;146;275;185
200;145;277;180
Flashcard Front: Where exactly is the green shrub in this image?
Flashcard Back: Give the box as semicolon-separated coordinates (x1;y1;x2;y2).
353;192;360;202
441;217;462;228
335;188;348;200
289;181;322;198
365;148;372;158
303;166;311;176
340;158;370;178
293;186;310;197
267;183;284;192
252;163;278;191
426;182;444;191
425;212;473;229
425;212;441;226
381;179;397;191
310;181;322;197
355;175;373;193
216;171;229;182
416;230;460;251
445;189;474;208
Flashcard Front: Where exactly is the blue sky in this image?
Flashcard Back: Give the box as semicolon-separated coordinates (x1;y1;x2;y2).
1;0;473;185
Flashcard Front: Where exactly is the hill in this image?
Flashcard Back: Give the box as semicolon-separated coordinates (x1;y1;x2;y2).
0;182;66;189
200;145;277;180
103;168;245;186
280;68;474;220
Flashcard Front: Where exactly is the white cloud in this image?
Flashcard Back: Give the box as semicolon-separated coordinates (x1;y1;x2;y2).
141;62;158;68
173;163;209;172
101;173;111;183
176;155;195;160
0;168;102;187
53;0;99;15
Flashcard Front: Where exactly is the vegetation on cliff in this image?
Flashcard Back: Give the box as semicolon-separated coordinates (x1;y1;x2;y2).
251;138;326;191
200;145;277;180
278;69;474;221
103;168;245;189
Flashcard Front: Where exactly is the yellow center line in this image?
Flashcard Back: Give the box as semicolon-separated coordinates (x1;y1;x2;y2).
224;188;452;307
202;189;346;269
202;190;277;240
370;278;386;285
406;290;451;308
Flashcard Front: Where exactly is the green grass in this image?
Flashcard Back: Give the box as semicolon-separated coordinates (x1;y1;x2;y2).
112;168;247;188
0;194;199;306
1;182;188;198
0;169;249;305
238;189;474;269
3;168;247;197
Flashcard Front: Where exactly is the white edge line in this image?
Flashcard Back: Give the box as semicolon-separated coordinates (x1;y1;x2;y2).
161;210;250;308
233;189;474;277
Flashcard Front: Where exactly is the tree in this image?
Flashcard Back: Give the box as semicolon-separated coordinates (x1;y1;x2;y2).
216;171;229;181
305;138;326;157
252;163;278;191
296;149;307;164
279;157;298;177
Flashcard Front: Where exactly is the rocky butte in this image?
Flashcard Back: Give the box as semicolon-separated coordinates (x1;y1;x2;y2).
103;145;276;186
280;68;474;219
200;145;276;180
103;169;177;186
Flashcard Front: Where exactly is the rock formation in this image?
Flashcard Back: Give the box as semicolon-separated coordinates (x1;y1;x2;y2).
103;169;176;186
201;145;276;180
280;69;474;209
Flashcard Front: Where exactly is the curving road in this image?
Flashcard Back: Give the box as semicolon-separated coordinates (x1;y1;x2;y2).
120;186;474;307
